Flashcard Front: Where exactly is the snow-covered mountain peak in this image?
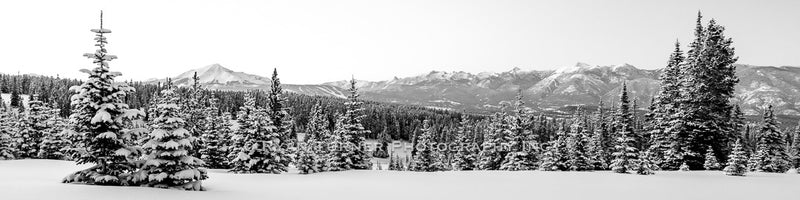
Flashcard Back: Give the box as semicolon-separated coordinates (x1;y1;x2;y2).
171;63;269;86
197;63;232;74
554;62;594;74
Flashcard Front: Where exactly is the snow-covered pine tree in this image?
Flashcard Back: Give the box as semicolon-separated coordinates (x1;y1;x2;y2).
611;123;639;174
676;12;739;169
703;146;722;170
635;151;656;175
63;11;145;186
226;93;254;163
538;141;559;171
229;93;289;174
749;105;790;173
304;103;331;171
305;103;330;142
183;72;206;157
137;87;206;190
679;162;690;171
566;113;592;171
589;101;610;170
452;117;478;171
661;121;689;170
15;95;58;158
610;83;639;173
268;69;295;149
410;120;445;172
199;97;232;169
555;127;570;171
0;109;16;160
477;112;509;170
37;103;69;160
296;142;320;174
326;114;351;171
648;41;685;169
723;139;748;176
339;78;372;169
731;105;747;145
500;92;538;171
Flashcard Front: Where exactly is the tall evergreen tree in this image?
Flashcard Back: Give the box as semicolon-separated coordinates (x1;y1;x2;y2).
723;140;748;176
610;83;639;173
63;12;145;186
589;101;610;170
199;97;232;169
0;110;16;159
304;103;331;171
305;103;330;142
184;72;206;157
15;95;59;158
296;142;320;174
229;93;289;173
37;102;69;160
326;114;352;171
566;112;592;171
500;92;538;171
338;78;372;169
410;120;446;172
676;12;739;169
477;112;509;170
452;117;478;171
136;87;206;190
749;105;790;173
540;127;569;171
703;146;722;170
268;69;294;145
635;151;657;175
649;41;685;169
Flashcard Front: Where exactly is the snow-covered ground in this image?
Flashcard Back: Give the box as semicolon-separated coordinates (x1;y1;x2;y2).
1;160;799;200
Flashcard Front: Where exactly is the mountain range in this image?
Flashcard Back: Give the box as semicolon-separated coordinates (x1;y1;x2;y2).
161;64;350;98
152;63;800;116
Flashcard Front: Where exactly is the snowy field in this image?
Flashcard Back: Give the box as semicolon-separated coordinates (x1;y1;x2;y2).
1;160;799;200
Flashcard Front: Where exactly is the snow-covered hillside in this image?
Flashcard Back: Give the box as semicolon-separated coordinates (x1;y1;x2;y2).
320;63;800;115
171;63;271;86
149;64;351;98
1;160;798;200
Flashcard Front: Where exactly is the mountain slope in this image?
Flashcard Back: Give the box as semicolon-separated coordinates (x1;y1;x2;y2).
172;63;271;86
156;63;800;116
152;64;349;98
324;63;800;115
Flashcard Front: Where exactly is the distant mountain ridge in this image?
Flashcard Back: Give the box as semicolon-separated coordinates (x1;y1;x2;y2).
150;63;349;98
155;63;800;116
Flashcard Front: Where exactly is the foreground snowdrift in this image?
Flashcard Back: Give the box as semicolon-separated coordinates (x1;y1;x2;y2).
1;160;798;200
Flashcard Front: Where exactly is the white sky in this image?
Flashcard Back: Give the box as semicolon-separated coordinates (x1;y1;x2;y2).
1;0;798;84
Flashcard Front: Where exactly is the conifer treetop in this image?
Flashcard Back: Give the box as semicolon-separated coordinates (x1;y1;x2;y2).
84;11;117;69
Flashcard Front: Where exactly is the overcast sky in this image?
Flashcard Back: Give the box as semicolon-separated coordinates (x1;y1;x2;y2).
1;0;798;84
